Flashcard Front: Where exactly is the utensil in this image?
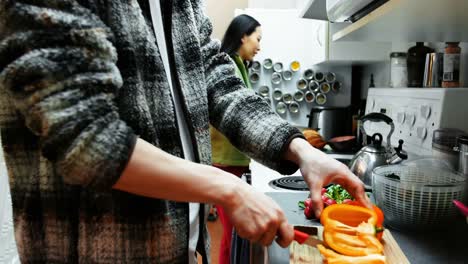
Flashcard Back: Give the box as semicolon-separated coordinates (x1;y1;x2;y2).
453;200;468;223
307;106;352;141
349;112;407;188
293;230;323;247
373;165;466;230
328;135;356;152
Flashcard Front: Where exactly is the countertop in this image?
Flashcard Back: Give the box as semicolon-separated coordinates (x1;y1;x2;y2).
259;192;468;264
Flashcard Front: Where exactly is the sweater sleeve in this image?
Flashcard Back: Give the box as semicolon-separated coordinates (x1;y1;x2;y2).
0;0;137;190
191;0;304;174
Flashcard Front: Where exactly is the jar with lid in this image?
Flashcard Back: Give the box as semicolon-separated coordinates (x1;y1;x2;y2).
442;42;461;88
390;52;408;88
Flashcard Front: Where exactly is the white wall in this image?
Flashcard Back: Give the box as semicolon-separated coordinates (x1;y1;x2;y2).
205;0;248;40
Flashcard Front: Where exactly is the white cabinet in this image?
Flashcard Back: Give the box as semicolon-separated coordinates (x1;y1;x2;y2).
317;22;391;66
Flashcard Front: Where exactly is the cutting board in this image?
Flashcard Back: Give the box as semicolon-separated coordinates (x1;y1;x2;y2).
288;226;410;264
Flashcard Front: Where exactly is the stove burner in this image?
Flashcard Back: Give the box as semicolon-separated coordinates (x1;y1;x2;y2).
268;176;309;191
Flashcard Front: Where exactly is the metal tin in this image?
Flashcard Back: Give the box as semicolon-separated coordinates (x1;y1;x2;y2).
325;72;336;82
276;102;287;115
273;62;283;72
282;70;293;81
251;61;261;72
290;61;301;72
293;91;304;102
272;89;283;101
303;69;314;80
314;71;325;82
289;102;300;114
263;58;273;70
315;93;327;105
304;91;315;103
331;81;342;93
296;78;308;90
320;82;331;94
271;72;282;85
258;85;270;97
249;72;260;84
308;80;320;92
282;93;293;104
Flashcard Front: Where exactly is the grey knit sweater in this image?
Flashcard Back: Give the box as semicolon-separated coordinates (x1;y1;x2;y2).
0;0;301;263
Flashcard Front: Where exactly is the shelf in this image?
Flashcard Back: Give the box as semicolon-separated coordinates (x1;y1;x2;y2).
332;0;468;42
299;0;327;20
314;59;386;67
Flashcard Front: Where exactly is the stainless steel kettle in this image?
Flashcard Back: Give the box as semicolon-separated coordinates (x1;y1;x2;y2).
349;113;408;189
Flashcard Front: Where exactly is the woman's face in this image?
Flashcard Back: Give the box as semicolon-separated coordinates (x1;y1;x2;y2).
239;26;262;62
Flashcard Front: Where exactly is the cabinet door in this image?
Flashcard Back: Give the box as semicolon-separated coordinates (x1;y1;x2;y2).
236;8;327;66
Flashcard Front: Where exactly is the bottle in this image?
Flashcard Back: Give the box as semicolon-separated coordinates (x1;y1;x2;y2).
407;42;434;87
390;52;408;88
442;42;461;88
369;74;375;88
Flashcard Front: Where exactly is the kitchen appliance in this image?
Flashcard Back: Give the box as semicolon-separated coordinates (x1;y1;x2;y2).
364;88;468;158
326;0;389;23
373;165;466;230
307;106;352;141
349;112;407;188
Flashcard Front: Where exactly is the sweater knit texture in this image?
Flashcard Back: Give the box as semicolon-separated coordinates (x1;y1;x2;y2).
0;0;302;263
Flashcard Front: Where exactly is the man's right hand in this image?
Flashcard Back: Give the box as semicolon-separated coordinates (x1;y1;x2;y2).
219;182;294;247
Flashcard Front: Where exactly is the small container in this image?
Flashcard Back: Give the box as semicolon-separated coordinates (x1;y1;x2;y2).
258;85;270;97
276;102;287;115
249;72;260;84
296;78;308;91
271;72;282;85
290;61;301;72
331;82;342;93
293;91;304;102
320;82;331;94
272;89;283;101
251;61;261;72
273;62;283;72
456;135;468;176
304;91;315;103
442;42;461;88
432;128;467;170
282;93;293;104
325;72;336;83
289;102;300;114
407;42;434;87
303;69;314;80
313;71;325;82
308;80;320;92
315;93;327;105
390;52;408;88
282;70;293;81
263;58;273;70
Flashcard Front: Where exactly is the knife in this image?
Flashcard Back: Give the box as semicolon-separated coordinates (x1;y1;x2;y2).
294;229;323;247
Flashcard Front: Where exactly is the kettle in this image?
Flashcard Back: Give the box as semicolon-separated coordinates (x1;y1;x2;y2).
349;113;408;189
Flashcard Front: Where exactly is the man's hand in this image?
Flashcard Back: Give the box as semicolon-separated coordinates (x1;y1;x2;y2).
285;138;371;218
219;181;294;247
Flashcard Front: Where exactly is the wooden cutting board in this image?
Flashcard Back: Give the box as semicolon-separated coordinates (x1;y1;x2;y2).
290;226;409;264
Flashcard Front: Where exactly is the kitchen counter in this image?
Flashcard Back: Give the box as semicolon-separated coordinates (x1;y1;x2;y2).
255;192;468;264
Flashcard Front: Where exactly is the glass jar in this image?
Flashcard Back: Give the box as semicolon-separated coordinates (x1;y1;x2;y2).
442;42;461;88
390;52;408;88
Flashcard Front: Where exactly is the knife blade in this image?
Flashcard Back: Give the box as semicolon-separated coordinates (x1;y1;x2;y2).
294;229;323;247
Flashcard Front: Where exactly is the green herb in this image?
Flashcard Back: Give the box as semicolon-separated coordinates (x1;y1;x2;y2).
326;184;353;204
298;201;305;209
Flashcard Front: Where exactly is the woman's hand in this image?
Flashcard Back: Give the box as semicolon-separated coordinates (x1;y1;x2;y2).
219;180;294;247
285;138;371;218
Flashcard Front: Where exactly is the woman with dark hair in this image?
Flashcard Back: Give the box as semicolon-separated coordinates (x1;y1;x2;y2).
210;14;262;264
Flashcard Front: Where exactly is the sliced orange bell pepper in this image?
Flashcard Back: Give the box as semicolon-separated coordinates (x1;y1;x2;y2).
320;204;384;256
347;201;385;240
317;244;386;264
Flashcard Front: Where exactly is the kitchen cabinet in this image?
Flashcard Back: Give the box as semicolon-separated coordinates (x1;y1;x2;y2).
327;0;468;42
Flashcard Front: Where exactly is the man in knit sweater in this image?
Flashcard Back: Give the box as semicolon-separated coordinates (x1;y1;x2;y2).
0;0;369;263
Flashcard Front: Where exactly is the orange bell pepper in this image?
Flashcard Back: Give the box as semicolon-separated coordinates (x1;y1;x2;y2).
347;201;385;240
320;204;385;256
317;244;386;264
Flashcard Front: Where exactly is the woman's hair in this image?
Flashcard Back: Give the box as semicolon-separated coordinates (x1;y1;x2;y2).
220;14;261;56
